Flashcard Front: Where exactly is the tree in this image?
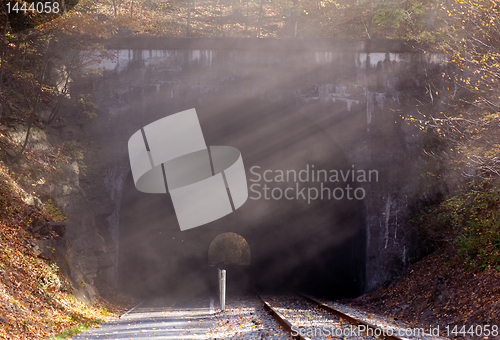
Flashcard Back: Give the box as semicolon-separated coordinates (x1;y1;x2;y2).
407;0;500;178
0;1;8;93
0;0;115;161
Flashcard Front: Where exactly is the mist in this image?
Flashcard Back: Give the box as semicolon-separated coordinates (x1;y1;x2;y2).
82;42;433;299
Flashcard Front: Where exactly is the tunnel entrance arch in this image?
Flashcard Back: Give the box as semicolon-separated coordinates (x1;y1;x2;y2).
84;40;440;298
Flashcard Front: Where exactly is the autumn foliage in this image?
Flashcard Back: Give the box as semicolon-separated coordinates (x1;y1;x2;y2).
357;250;500;336
1;0;450;38
405;0;500;179
1;0;499;337
0;164;118;340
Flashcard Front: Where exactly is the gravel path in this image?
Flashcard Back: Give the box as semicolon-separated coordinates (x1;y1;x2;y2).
70;296;214;339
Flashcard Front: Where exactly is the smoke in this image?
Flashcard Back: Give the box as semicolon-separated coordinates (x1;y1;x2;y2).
87;46;424;299
118;96;365;299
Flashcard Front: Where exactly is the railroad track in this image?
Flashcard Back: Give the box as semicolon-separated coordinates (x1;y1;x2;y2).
257;293;405;340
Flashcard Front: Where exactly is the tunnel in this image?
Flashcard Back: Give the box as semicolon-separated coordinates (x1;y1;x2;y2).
81;39;441;299
118;97;366;299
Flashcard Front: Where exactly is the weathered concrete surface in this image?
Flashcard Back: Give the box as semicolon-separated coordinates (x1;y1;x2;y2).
100;37;422;53
69;297;214;339
71;39;449;297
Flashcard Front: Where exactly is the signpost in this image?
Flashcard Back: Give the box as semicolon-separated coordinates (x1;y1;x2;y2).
218;268;226;311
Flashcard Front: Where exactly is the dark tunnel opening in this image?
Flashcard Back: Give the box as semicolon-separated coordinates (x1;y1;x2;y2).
118;96;367;300
208;233;252;295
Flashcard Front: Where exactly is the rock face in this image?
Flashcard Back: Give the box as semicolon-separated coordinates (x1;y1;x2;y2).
61;39;450;297
4;113;117;302
40;128;116;301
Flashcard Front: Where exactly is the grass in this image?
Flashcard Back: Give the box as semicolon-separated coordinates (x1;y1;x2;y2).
415;178;500;271
43;321;100;339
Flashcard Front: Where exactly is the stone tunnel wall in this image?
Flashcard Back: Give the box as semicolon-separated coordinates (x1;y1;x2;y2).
71;39;449;294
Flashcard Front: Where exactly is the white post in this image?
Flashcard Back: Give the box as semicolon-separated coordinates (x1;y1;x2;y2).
218;268;226;311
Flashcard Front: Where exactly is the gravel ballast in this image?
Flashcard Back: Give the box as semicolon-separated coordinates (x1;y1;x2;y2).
208;294;451;340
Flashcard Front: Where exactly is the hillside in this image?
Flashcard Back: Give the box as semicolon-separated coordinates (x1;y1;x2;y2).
351;180;500;339
0;163;133;340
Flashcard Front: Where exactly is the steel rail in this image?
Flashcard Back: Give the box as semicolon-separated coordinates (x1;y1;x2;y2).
256;293;311;340
298;293;404;340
